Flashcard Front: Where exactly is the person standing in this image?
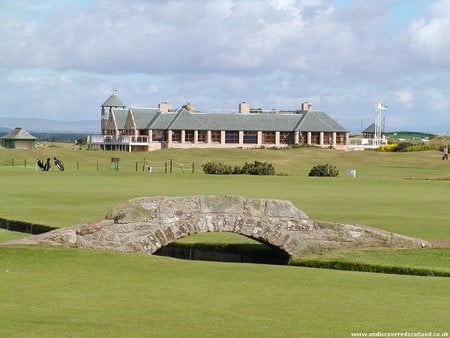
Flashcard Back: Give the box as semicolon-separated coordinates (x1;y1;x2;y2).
443;146;448;160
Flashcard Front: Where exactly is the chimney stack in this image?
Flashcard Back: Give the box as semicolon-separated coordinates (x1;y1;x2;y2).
158;102;171;112
239;102;250;114
182;103;195;112
301;102;312;111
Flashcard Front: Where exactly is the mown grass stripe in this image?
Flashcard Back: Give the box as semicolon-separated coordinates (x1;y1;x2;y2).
289;259;450;277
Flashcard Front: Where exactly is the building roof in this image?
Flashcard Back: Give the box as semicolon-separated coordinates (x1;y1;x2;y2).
109;106;348;133
101;94;126;108
156;110;347;132
129;108;160;129
188;112;303;131
0;127;36;140
362;122;384;134
106;109;128;130
297;111;347;132
150;111;178;129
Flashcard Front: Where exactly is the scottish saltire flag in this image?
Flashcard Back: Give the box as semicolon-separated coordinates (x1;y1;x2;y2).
377;101;388;110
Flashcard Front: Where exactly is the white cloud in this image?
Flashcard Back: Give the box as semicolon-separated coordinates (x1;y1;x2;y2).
425;88;449;113
407;0;450;67
395;90;414;109
0;0;448;132
16;76;41;83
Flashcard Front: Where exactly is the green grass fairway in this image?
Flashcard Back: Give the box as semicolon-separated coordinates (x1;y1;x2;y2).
292;248;450;276
1;246;449;337
0;228;28;242
1;145;450;336
1;145;450;239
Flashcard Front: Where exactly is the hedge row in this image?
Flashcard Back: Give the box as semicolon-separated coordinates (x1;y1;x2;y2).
202;161;275;175
289;259;450;277
380;142;444;152
0;217;55;234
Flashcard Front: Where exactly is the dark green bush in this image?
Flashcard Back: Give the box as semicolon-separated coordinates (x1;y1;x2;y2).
202;161;233;174
308;163;339;177
203;161;275;175
391;141;439;152
289;259;450;277
240;161;275;175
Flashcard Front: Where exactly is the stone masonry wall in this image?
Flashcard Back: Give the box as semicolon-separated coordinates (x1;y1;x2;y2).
2;195;430;258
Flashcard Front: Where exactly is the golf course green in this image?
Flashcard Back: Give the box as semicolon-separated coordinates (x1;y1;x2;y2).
1;143;449;337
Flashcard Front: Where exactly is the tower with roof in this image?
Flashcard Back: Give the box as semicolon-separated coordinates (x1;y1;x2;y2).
101;91;126;135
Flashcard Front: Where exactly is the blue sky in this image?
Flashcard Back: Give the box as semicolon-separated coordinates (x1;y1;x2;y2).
0;0;449;133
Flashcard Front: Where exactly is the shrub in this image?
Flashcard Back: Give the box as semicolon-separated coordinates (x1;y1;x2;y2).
308;163;339;177
379;143;397;152
202;161;233;174
390;141;439;152
203;161;275;175
240;161;275;175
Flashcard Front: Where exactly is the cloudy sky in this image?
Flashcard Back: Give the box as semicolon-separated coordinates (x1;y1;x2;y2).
0;0;449;132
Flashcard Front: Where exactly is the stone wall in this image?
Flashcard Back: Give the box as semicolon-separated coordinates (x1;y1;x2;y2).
2;195;430;258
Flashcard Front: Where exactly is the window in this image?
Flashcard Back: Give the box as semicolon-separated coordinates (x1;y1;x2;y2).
172;130;181;143
280;132;294;144
198;130;207;143
225;131;239;143
211;130;221;143
185;130;194;143
324;132;333;145
243;131;257;144
152;130;166;142
262;131;275;144
336;132;346;144
299;132;306;143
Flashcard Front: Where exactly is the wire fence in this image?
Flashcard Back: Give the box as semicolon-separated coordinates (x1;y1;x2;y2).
0;157;196;174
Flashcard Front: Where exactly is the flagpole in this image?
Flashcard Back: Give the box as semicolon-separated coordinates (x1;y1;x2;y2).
375;100;381;145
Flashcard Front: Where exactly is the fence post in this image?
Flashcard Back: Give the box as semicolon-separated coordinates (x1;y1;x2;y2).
192;162;194;173
170;159;173;174
136;162;138;172
165;162;167;173
77;161;79;170
97;161;99;171
24;159;27;168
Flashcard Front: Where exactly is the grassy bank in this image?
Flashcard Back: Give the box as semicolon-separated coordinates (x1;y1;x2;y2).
1;246;449;337
1;145;450;239
1;144;449;336
290;248;450;277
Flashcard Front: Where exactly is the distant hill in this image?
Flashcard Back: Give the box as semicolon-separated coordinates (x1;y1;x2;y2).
385;131;436;139
0;118;99;133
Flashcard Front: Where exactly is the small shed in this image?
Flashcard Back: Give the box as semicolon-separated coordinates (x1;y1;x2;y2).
1;128;37;149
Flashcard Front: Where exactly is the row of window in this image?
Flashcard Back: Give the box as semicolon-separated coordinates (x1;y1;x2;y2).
125;130;347;145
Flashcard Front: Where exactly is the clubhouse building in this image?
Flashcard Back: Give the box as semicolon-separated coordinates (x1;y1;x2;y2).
87;94;349;152
0;128;37;149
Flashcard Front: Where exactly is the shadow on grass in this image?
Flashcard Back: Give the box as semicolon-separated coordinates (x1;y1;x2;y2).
289;259;450;277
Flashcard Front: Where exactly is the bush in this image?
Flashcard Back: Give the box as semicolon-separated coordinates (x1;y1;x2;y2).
308;163;339;177
379;143;397;152
240;161;275;175
203;161;275;175
202;161;233;174
388;141;440;152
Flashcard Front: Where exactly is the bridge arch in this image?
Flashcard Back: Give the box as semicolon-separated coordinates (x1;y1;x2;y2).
6;195;429;257
98;195;310;257
154;232;291;264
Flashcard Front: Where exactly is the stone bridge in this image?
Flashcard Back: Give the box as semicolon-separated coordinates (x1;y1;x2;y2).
4;195;429;257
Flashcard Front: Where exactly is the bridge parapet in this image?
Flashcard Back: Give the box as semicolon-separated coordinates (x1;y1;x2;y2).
2;196;430;257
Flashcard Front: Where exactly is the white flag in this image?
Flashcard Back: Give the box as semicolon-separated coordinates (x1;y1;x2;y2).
377;101;388;110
